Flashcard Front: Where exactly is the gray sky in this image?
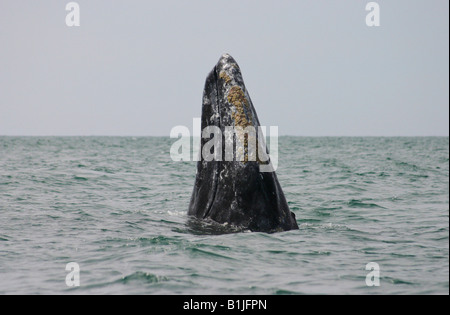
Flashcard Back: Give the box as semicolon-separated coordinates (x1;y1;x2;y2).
0;0;448;136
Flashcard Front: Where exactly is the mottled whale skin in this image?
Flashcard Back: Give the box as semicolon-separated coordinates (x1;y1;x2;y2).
188;54;299;233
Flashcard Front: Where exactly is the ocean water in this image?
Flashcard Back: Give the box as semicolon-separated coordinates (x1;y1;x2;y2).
0;136;448;295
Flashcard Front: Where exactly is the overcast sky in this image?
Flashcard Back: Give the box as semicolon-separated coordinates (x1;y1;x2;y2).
0;0;448;136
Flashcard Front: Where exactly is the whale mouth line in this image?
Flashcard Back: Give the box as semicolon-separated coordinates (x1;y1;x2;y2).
202;65;222;220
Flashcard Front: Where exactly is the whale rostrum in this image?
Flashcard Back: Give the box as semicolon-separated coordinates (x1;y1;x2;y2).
188;54;299;233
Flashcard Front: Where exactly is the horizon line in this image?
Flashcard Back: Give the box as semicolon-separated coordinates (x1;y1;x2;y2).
0;134;448;138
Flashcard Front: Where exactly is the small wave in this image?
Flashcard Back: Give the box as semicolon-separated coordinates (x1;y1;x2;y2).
135;235;181;246
78;272;169;291
305;250;331;256
274;289;302;295
348;199;385;209
167;210;187;217
383;276;417;286
187;247;236;260
314;206;343;217
390;253;416;258
93;167;116;174
120;272;168;284
394;161;420;171
325;184;366;192
299;222;350;231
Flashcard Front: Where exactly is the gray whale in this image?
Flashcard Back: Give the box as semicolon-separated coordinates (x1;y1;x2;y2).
188;54;299;233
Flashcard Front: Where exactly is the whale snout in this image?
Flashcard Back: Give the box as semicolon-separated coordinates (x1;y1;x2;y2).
189;54;299;233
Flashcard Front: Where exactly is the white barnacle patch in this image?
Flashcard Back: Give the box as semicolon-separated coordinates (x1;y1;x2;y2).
219;168;229;181
209;113;219;123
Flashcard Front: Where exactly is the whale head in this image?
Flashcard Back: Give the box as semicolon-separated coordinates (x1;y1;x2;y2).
188;54;298;233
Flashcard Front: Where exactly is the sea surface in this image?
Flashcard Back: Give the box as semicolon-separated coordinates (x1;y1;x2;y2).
0;136;448;295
